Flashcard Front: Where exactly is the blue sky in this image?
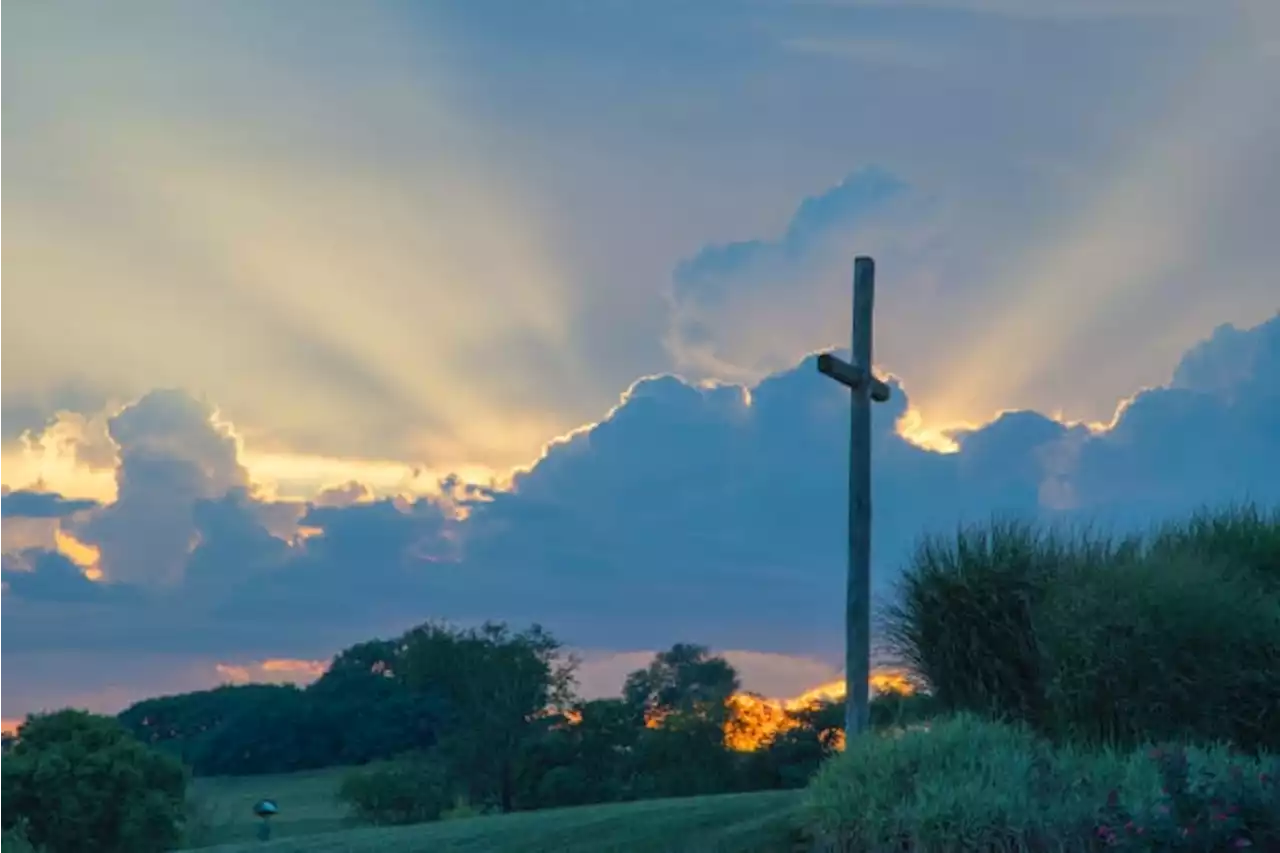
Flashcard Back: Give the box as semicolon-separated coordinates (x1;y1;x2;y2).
3;0;1278;719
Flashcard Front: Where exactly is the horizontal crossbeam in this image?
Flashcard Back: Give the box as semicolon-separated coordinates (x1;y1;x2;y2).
816;353;891;403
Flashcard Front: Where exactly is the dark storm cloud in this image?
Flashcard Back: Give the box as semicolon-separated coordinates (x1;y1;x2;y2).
1;490;99;518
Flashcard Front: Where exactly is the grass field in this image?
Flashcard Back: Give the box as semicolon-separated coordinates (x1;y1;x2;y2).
183;769;806;852
185;769;353;846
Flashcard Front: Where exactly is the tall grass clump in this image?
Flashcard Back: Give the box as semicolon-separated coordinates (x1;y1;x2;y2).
802;714;1155;852
1042;552;1280;752
1150;504;1280;593
884;505;1280;754
883;521;1134;730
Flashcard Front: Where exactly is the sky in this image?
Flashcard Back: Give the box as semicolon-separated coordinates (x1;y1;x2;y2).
3;0;1279;721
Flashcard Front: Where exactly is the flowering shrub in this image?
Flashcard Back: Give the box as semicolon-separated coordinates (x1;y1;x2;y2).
1096;745;1280;851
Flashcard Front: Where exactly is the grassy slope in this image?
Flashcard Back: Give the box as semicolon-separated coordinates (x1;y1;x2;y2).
186;769;353;846
183;769;804;853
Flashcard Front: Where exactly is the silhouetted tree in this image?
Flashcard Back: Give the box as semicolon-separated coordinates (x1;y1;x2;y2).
623;643;740;726
398;621;576;813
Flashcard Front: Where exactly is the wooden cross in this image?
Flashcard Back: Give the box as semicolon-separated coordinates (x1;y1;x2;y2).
816;256;891;740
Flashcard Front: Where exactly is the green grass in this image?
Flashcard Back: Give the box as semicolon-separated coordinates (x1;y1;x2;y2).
182;782;804;852
184;768;355;847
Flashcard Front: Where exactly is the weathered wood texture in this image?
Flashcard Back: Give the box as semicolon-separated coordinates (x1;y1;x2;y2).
815;256;890;739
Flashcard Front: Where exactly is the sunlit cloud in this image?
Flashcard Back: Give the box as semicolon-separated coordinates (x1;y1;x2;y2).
214;658;328;687
914;40;1280;438
4;3;596;476
53;529;103;582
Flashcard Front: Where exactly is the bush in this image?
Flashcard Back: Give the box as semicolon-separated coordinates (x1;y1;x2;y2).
337;754;452;826
1;822;44;853
803;714;1153;852
0;709;188;853
885;509;1280;754
1150;504;1280;594
882;522;1075;728
1096;744;1280;850
1043;553;1280;753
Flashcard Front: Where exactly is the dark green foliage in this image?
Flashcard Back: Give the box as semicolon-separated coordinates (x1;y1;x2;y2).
398;621;576;813
118;683;294;767
868;686;939;731
884;507;1280;753
1150;504;1280;593
883;521;1067;728
514;700;640;808
299;640;445;767
1096;744;1280;850
632;718;741;799
116;642;446;777
1;709;188;853
1;822;43;853
1043;554;1280;752
623;643;740;726
804;713;1144;852
337;754;453;826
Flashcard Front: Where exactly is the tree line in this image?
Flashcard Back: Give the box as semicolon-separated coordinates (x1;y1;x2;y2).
114;620;929;816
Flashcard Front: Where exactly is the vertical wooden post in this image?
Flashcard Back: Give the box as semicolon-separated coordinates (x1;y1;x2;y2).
815;256;890;741
845;256;875;738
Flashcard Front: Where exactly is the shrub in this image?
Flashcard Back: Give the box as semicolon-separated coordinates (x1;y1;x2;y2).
1150;504;1280;594
0;709;188;853
882;522;1073;728
868;686;938;731
1043;553;1280;753
1096;744;1280;850
803;714;1154;852
885;510;1280;754
337;754;452;826
1;822;44;853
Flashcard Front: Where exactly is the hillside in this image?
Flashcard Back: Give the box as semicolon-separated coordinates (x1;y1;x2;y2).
183;772;803;853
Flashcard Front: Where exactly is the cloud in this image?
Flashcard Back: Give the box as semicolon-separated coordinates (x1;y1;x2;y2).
2;313;1277;717
4;1;1278;720
795;0;1213;20
2;2;615;475
1;550;127;604
1;490;99;518
72;390;248;586
666;166;918;381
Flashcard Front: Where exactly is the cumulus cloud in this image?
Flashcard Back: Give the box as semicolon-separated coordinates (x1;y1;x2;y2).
1;490;99;518
2;314;1276;719
72;390;248;586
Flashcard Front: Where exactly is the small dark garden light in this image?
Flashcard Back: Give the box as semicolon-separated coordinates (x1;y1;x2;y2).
252;798;279;842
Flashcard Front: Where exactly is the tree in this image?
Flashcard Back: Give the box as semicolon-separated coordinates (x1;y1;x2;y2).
307;638;446;766
623;643;740;727
1;709;188;853
623;645;742;797
115;640;448;776
398;621;576;812
117;683;297;770
337;753;453;826
514;699;643;808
